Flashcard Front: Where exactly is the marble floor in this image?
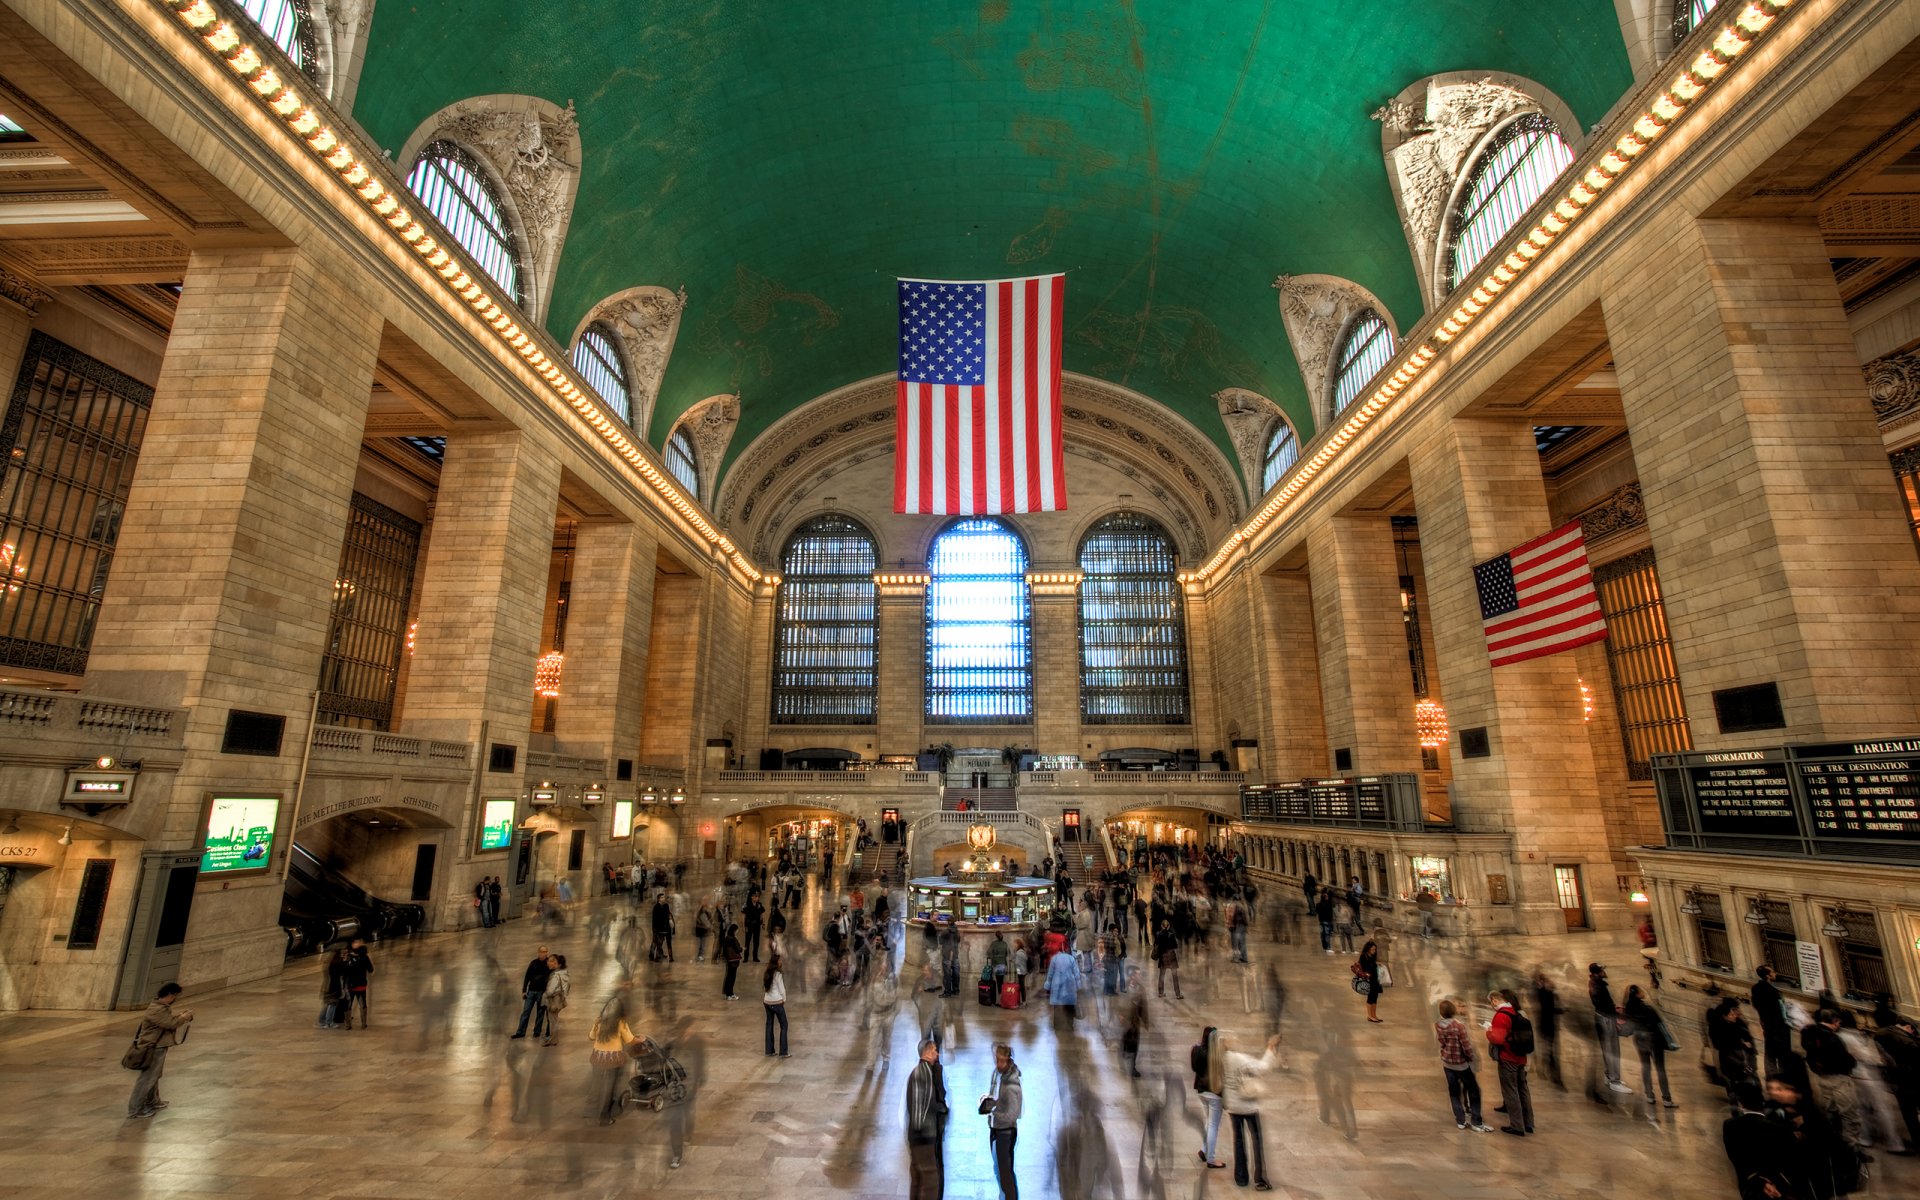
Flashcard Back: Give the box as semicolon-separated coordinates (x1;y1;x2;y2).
1;883;1912;1199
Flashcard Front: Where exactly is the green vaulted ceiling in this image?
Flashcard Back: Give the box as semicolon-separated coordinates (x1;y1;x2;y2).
354;1;1633;479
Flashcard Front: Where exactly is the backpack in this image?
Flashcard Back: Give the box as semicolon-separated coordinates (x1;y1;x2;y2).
1505;1010;1536;1057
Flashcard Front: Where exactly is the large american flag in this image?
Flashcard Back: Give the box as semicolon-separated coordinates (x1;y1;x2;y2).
895;274;1066;514
1473;521;1609;667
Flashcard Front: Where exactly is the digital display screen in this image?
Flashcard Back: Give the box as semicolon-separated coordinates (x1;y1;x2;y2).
611;800;634;840
200;796;278;874
478;799;516;851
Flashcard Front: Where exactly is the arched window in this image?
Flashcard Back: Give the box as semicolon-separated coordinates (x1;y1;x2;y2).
1447;113;1575;289
570;324;631;425
925;517;1031;723
405;141;522;303
1078;513;1190;725
1673;0;1721;39
238;0;318;74
1261;420;1299;493
665;428;699;499
1330;311;1395;416
772;515;878;725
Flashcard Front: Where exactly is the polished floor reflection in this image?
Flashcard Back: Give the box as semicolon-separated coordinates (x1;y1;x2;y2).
1;882;1913;1199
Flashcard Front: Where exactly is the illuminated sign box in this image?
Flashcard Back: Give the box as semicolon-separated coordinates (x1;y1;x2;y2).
530;788;558;806
583;789;605;807
611;800;634;840
200;795;280;875
477;798;516;852
62;769;137;806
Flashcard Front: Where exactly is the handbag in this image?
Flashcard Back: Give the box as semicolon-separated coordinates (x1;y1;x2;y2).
1377;963;1393;989
978;1096;996;1115
121;1037;156;1071
1350;976;1370;995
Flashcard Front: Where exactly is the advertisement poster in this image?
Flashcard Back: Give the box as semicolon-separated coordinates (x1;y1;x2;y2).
611;800;634;840
478;799;516;852
200;796;279;873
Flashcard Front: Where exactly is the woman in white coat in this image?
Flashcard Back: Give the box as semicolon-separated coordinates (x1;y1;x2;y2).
1220;1031;1283;1191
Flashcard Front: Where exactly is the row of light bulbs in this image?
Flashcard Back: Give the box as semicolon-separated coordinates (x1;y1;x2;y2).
1188;0;1798;586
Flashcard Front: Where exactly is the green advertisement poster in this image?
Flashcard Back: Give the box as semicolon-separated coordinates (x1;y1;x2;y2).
201;796;279;873
479;799;516;851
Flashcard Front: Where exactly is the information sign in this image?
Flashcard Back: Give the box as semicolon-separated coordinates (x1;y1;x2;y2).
1687;760;1800;835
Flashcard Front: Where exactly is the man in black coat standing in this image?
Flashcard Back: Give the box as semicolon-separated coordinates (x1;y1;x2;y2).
509;943;551;1039
650;893;675;962
906;1037;949;1199
743;890;766;963
1751;966;1794;1076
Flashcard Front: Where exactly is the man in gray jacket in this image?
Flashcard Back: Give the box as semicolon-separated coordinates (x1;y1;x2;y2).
126;982;194;1118
982;1042;1022;1199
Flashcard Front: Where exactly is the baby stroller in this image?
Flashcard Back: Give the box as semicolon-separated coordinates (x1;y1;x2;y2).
619;1037;689;1112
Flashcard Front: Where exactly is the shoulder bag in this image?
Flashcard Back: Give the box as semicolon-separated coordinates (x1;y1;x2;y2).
120;1033;156;1071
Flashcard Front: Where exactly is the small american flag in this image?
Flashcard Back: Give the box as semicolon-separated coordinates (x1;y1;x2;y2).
895;274;1066;514
1473;521;1608;667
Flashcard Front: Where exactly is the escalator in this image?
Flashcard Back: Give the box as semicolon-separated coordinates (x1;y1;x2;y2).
280;842;425;956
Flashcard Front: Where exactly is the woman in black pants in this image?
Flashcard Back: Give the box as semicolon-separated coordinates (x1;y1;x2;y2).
721;922;744;1001
1358;940;1383;1023
763;953;789;1056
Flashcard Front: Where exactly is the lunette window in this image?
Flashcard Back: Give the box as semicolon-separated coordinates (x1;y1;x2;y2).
1448;113;1575;289
772;515;878;725
405;141;522;303
571;324;631;426
1330;310;1395;416
1260;420;1299;493
925;517;1031;723
665;428;699;499
237;0;318;74
1078;512;1190;725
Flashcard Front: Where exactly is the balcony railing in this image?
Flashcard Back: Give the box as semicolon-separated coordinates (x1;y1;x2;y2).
309;725;471;766
712;770;940;787
0;687;185;746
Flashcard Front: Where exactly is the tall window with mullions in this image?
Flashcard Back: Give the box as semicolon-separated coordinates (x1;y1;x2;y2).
1078;513;1190;724
925;517;1031;723
316;493;422;730
1592;548;1693;780
405;141;522;304
1448;112;1575;290
772;515;878;725
0;332;151;675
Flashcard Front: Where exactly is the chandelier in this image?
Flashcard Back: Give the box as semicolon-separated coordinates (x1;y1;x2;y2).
534;649;565;699
1414;698;1448;749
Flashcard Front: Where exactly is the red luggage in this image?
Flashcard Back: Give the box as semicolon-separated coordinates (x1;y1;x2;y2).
999;981;1021;1009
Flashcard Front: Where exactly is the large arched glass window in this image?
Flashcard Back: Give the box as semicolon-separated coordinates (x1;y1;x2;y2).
571;324;631;425
1078;513;1190;725
1447;113;1575;289
925;517;1031;723
405;141;522;303
1673;0;1721;39
772;515;878;725
1261;420;1299;493
1331;311;1395;416
665;428;699;499
238;0;318;74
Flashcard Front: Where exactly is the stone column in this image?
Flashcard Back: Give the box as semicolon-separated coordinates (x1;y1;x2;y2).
874;575;927;757
1605;217;1920;741
1306;516;1420;775
1028;575;1081;755
638;566;707;771
1180;576;1222;765
1259;568;1329;781
552;520;658;769
1409;417;1620;933
81;247;382;983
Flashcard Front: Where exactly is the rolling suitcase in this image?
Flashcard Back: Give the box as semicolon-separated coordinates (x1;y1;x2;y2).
999;981;1021;1009
978;979;996;1006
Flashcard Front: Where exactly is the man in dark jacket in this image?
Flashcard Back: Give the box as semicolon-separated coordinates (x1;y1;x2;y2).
1874;1006;1920;1154
510;944;552;1039
906;1038;949;1199
1724;1080;1805;1199
743;891;766;962
344;938;374;1028
1588;963;1632;1094
1802;1010;1866;1160
650;892;675;962
1752;966;1795;1075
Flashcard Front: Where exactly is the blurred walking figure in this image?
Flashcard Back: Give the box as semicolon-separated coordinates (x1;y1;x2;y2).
650;892;675;962
720;920;744;1001
1220;1030;1282;1189
1588;963;1633;1094
1708;997;1760;1099
906;1038;949;1200
318;947;349;1029
1152;920;1182;1000
1530;969;1564;1088
590;989;636;1125
982;1041;1022;1200
1191;1025;1226;1168
344;938;374;1028
509;943;552;1040
1488;989;1536;1135
693;901;713;962
1752;965;1795;1075
1434;999;1493;1131
1624;983;1678;1109
1048;942;1082;1033
540;953;570;1047
124;982;193;1119
1314;888;1335;954
1802;1008;1868;1161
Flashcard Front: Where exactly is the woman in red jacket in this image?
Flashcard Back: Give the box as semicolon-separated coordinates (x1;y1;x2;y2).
1486;989;1535;1136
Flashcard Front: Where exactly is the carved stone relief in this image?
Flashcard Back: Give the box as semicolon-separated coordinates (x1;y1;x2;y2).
674;393;740;503
1373;73;1571;307
576;285;686;433
1213;387;1283;506
400;95;581;324
1866;348;1920;429
1575;482;1646;547
318;0;377;113
1270;274;1394;431
0;262;53;315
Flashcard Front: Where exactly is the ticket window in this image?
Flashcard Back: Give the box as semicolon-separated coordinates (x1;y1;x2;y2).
1410;855;1452;901
1062;810;1081;843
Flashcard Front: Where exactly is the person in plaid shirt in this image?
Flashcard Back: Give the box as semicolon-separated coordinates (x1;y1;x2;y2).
1435;999;1494;1132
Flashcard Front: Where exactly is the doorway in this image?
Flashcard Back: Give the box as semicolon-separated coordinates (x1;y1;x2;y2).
1553;865;1588;930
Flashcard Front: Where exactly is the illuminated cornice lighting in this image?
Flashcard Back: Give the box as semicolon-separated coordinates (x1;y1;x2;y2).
1190;0;1798;587
158;0;760;583
872;573;931;587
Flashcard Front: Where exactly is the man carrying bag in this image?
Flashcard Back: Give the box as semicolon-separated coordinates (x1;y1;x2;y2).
124;982;193;1119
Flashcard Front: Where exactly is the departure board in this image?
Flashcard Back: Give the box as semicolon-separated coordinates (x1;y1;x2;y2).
1687;758;1801;835
1795;741;1920;840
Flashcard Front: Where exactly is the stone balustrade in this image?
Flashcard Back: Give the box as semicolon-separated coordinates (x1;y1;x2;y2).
0;686;185;748
309;725;471;766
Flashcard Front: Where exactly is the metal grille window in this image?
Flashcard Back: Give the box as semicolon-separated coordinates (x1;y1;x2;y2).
1078;512;1190;725
1448;113;1575;289
237;0;317;74
1829;909;1890;1002
570;324;631;426
1261;420;1299;493
1754;899;1800;988
666;428;699;499
772;515;878;725
926;517;1031;723
1892;446;1920;551
0;332;150;675
405;141;522;303
316;493;422;730
1693;891;1734;971
1331;311;1395;415
1593;550;1693;780
1673;0;1722;40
